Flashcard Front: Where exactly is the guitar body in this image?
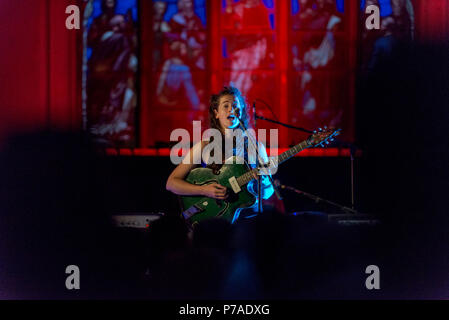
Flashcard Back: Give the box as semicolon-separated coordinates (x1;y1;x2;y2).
181;157;256;224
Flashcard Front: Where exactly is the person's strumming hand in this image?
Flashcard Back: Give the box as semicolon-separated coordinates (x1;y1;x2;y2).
201;183;228;200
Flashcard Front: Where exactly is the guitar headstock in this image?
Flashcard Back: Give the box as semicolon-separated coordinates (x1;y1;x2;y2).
307;126;341;147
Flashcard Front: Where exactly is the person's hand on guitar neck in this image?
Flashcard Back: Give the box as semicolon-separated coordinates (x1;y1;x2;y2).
200;183;228;200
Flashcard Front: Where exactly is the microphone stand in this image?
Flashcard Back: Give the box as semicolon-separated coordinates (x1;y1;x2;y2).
252;104;284;210
252;103;283;202
237;118;263;213
236;108;282;213
254;112;361;214
252;103;262;213
255;114;313;134
276;181;358;214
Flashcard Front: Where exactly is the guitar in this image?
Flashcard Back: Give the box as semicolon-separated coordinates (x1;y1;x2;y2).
180;127;340;224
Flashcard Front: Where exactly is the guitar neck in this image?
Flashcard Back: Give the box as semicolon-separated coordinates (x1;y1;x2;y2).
236;139;311;187
276;140;311;165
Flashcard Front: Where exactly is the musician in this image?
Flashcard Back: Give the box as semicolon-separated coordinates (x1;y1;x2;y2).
166;86;274;220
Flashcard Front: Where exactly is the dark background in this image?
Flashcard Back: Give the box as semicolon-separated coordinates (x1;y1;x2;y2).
0;1;448;299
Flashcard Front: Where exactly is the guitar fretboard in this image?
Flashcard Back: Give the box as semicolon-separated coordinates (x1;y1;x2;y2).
236;140;310;187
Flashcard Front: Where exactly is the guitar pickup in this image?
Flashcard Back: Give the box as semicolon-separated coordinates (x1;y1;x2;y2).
228;176;241;193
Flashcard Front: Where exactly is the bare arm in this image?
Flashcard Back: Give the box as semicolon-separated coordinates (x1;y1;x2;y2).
166;142;228;199
166;162;204;195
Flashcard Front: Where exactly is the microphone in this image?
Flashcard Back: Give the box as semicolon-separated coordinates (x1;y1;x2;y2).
237;116;247;131
231;105;240;118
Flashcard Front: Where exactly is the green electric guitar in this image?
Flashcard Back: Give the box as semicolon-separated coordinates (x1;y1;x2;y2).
180;127;340;224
